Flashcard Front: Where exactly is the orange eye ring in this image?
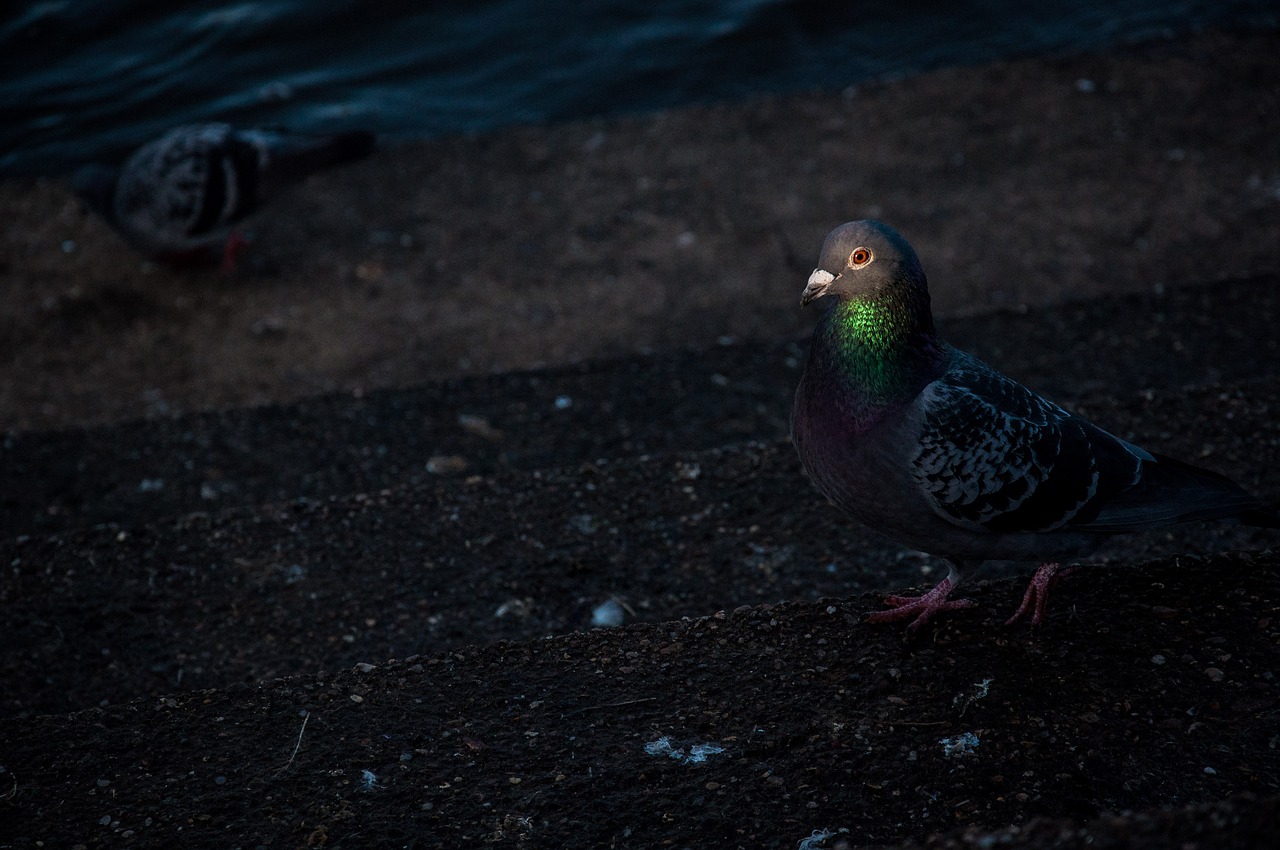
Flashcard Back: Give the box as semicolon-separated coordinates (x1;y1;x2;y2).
849;247;872;267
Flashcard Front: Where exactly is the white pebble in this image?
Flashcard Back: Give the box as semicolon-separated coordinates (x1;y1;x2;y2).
591;599;624;628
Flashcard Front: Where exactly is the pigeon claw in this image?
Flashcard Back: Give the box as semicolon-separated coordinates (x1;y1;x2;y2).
866;576;976;636
1004;562;1078;627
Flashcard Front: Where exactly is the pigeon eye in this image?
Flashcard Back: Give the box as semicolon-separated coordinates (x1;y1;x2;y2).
849;247;872;267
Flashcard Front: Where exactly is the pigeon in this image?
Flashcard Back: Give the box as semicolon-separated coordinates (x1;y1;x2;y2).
72;122;376;270
791;220;1278;634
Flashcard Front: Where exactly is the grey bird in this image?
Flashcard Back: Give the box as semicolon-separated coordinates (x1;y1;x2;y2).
73;122;375;270
791;220;1277;634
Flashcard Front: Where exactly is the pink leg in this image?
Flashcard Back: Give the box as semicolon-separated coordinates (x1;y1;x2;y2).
1004;563;1078;627
866;571;976;636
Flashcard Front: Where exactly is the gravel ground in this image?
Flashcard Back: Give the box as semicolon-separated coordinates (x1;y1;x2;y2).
1;28;1278;850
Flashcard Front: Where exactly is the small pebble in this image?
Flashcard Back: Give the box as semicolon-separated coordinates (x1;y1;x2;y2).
426;455;468;474
591;599;625;628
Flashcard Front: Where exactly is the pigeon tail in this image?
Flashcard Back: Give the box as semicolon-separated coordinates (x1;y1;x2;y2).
1085;450;1270;531
259;130;376;187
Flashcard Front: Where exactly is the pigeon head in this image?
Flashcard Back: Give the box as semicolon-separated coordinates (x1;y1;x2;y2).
797;221;945;403
800;220;928;308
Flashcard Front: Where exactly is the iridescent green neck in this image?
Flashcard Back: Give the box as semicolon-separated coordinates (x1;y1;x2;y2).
817;294;940;402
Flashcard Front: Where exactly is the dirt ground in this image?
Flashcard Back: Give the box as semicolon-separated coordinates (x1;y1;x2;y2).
2;29;1279;433
1;28;1279;850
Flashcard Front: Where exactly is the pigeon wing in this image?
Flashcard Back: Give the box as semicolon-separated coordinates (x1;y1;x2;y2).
112;123;262;250
912;353;1144;534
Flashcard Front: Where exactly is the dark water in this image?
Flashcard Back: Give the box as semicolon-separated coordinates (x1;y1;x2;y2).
1;0;1275;177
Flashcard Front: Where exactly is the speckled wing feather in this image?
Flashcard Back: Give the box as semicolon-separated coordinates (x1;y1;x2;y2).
912;351;1151;533
112;123;263;252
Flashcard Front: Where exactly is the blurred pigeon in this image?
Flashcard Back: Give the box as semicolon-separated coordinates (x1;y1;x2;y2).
73;122;375;270
791;220;1278;634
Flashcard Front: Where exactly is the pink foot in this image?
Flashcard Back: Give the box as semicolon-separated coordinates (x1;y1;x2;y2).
221;230;250;274
866;576;976;636
1004;563;1078;627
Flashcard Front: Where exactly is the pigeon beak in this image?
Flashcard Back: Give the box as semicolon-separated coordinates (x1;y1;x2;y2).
801;268;837;307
